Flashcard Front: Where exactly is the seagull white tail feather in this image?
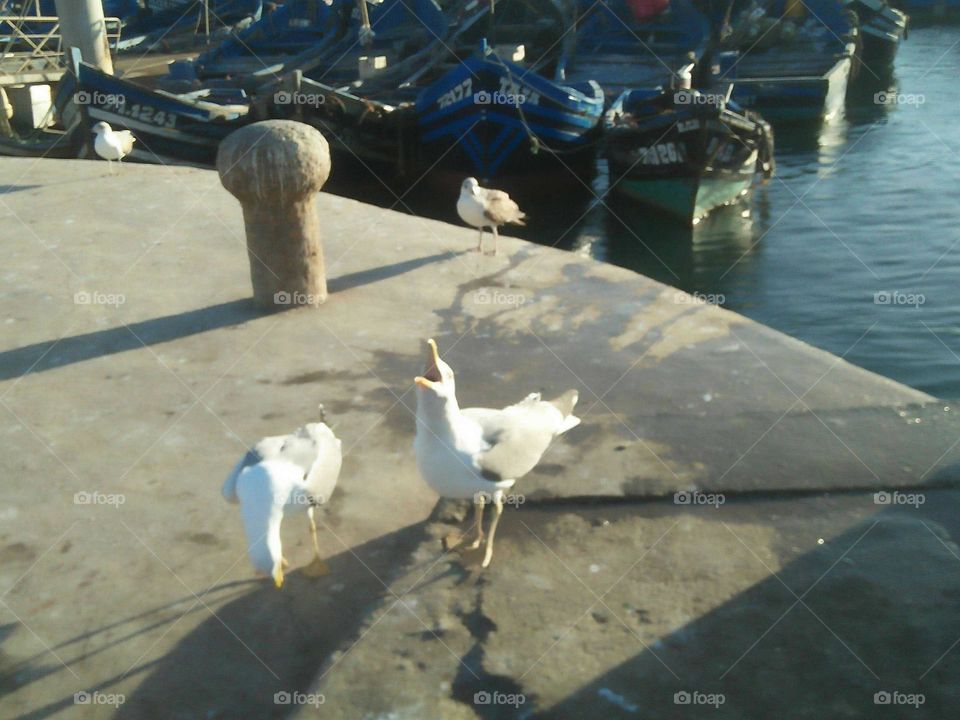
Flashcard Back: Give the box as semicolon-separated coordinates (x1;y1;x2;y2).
236;461;293;576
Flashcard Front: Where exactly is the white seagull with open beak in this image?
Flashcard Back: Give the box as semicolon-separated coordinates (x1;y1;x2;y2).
414;339;579;567
456;177;526;255
222;410;342;588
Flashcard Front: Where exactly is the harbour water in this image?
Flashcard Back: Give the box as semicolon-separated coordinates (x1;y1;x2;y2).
334;25;960;399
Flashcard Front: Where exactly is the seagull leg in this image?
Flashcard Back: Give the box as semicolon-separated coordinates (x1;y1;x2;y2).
302;505;331;577
489;226;499;256
463;494;486;550
481;491;505;568
475;227;484;253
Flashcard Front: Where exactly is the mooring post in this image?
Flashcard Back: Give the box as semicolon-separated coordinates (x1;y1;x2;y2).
54;0;114;74
217;120;332;310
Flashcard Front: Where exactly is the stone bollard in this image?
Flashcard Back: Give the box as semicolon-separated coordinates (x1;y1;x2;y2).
217;120;331;309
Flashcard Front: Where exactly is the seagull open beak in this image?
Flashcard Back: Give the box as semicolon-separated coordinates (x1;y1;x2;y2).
415;339;442;389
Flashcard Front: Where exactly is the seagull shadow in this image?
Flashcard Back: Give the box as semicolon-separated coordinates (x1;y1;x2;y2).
0;250;465;382
4;520;429;720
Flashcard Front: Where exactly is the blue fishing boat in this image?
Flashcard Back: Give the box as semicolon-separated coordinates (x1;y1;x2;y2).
844;0;908;70
711;0;858;122
280;0;604;184
414;46;604;182
564;0;712;100
605;84;774;223
187;0;339;78
75;54;256;166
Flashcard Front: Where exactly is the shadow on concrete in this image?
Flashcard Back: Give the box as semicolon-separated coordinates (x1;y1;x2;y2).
0;184;42;196
0;299;261;382
6;520;430;720
539;501;960;719
0;250;463;382
327;250;466;294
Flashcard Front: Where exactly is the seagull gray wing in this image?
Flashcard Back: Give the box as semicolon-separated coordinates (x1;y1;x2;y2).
478;188;526;226
462;396;566;482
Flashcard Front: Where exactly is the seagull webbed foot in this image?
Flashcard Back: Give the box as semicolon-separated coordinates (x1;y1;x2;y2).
302;556;331;577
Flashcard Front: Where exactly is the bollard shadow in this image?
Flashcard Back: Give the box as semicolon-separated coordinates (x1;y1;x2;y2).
538;499;960;719
0;184;42;196
0;299;261;382
0;248;464;382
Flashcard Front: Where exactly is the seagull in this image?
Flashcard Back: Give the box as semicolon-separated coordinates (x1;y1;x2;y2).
456;177;526;255
91;121;135;174
414;339;579;567
221;411;342;588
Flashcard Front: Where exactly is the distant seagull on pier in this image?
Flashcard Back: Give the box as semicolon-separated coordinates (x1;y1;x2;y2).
222;409;342;588
414;339;579;567
91;121;135;174
457;177;526;255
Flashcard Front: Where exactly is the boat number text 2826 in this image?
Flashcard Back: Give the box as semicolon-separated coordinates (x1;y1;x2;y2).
105;98;177;129
633;142;685;165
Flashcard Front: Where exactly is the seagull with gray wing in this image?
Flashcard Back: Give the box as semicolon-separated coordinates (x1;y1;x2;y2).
457;177;526;255
222;408;342;588
414;339;579;567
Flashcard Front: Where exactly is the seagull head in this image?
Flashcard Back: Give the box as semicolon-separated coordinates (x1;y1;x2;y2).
91;121;111;136
460;177;479;197
414;338;457;406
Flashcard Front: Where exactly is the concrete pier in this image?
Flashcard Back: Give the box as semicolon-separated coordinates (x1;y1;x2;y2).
1;158;958;718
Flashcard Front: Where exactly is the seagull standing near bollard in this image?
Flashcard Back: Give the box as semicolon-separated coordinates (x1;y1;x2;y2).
414;339;579;567
91;121;135;174
221;410;342;588
457;177;526;255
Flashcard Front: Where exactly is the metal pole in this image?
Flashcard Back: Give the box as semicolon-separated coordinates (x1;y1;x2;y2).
53;0;113;74
204;0;210;38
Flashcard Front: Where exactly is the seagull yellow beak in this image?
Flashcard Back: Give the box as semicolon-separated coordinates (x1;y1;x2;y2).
415;339;442;389
273;567;284;589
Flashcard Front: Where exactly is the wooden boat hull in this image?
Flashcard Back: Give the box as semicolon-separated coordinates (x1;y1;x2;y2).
605;90;773;224
76;62;254;166
414;52;604;182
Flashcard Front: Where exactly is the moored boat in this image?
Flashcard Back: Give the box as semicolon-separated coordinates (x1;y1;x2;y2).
843;0;909;71
711;0;858;122
604;84;774;224
75;59;257;166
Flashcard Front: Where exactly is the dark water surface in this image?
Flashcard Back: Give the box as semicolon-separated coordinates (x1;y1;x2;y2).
330;26;960;399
